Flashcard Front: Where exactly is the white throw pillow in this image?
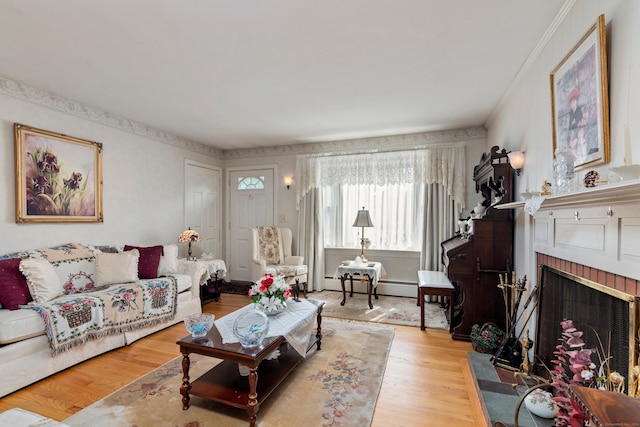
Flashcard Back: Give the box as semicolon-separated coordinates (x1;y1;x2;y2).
95;250;139;286
19;258;63;303
158;244;178;275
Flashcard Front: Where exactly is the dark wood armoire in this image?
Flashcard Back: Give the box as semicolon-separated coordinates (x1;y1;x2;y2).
441;146;514;341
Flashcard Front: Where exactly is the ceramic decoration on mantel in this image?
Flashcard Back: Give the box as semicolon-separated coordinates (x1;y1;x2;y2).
610;125;640;181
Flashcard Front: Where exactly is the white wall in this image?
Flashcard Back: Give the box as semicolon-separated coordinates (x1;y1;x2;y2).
486;0;640;279
0;92;221;254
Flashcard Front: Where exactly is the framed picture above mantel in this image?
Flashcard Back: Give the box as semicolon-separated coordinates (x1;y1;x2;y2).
14;123;103;223
550;14;610;171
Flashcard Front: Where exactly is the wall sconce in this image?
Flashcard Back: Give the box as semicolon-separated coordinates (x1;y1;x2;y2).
283;176;294;190
507;151;525;176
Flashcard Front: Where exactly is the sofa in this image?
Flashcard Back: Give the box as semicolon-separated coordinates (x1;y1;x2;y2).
0;242;208;398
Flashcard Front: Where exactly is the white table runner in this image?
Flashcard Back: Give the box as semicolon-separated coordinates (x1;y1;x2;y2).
214;298;317;357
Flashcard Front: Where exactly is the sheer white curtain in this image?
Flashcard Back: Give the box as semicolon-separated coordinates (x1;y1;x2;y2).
296;145;465;290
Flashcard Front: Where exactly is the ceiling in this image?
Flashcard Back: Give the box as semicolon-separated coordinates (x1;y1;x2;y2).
0;1;566;151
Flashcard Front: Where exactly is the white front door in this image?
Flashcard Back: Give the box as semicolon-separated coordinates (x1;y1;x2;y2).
227;167;276;281
185;161;222;259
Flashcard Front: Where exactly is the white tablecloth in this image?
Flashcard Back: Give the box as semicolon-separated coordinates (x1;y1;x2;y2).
333;262;387;287
197;258;227;280
214;298;317;357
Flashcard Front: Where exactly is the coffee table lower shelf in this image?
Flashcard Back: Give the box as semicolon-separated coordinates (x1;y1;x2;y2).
188;342;303;410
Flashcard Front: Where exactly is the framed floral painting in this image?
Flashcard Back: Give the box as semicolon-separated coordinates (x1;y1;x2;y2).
550;14;610;171
14;123;103;223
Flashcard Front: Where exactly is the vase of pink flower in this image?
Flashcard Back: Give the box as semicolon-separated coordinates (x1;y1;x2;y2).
249;274;291;315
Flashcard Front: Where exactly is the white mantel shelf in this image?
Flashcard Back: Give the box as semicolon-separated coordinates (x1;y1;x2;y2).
494;179;640;210
495;179;640;281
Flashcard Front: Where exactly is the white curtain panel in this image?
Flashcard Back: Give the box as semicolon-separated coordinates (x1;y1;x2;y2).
295;144;466;290
296;187;324;292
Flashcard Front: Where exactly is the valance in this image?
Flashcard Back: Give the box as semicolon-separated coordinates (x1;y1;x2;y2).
295;144;466;209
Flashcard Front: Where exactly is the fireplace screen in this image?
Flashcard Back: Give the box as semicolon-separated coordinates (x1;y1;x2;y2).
535;265;638;393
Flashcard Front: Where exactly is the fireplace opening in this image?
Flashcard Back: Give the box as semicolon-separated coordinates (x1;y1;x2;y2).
534;265;638;394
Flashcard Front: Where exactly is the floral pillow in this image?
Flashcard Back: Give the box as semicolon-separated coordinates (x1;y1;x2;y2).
35;243;97;295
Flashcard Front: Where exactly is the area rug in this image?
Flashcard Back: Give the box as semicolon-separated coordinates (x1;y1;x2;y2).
64;318;394;427
315;290;448;329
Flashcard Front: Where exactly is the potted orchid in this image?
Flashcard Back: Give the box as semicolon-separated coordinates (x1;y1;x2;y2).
249;274;292;315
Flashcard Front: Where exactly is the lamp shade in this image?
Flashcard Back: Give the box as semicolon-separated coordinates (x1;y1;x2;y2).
353;207;373;228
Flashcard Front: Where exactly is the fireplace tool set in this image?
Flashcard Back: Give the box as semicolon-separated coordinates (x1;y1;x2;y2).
491;272;540;372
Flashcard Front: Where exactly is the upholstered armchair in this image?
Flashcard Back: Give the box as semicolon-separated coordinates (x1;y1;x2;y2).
250;226;308;297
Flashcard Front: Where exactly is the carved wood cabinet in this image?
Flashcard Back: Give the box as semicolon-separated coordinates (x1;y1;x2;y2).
441;146;514;340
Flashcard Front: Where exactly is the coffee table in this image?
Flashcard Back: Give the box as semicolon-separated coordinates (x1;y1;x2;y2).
176;300;324;427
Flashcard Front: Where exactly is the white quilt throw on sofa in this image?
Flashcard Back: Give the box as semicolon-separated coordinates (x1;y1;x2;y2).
25;277;178;355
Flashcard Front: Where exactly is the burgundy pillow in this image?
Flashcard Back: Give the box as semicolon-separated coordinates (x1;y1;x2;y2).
123;245;164;279
0;258;32;310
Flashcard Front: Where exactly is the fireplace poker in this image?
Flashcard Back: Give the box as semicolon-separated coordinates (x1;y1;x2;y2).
492;275;527;367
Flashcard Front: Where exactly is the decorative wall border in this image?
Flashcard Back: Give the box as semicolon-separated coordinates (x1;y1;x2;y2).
0;75;224;158
0;74;486;161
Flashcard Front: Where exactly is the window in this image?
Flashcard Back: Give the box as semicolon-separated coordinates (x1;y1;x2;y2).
237;176;265;190
322;182;424;251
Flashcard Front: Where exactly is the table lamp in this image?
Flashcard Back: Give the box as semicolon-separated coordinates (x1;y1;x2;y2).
353;207;374;262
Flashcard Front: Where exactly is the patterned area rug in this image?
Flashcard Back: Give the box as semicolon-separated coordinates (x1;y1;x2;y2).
64;318;394;427
316;290;448;329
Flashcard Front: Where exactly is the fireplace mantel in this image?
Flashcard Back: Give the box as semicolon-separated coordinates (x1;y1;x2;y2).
495;180;640;210
496;180;640;281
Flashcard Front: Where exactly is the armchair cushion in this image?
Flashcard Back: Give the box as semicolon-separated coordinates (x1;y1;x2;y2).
256;226;284;265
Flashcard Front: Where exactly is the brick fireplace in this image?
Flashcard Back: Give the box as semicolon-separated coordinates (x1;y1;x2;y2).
515;180;640;395
537;253;639;295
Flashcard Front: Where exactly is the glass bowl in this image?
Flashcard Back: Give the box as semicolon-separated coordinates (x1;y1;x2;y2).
184;313;215;338
233;309;269;348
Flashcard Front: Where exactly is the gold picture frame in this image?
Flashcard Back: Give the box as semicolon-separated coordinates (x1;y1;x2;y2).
15;123;103;223
550;14;610;171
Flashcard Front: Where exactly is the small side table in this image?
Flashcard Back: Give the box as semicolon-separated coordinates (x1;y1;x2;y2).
197;259;227;303
334;262;386;309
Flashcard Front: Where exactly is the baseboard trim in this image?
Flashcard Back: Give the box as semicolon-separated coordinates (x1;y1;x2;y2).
322;278;417;298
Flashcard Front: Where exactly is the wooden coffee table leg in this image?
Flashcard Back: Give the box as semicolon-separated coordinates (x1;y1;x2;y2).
180;352;191;410
247;367;259;427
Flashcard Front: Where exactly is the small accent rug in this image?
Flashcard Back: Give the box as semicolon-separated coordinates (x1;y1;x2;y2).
64;318;394;427
315;290;448;329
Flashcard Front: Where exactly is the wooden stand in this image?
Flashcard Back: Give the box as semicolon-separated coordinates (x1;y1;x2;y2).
569;385;640;427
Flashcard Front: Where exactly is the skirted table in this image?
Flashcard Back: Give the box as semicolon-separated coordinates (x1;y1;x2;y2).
197;258;227;303
334;262;386;309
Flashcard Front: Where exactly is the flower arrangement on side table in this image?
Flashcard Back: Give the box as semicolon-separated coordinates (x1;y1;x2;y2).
249;274;291;315
178;227;201;260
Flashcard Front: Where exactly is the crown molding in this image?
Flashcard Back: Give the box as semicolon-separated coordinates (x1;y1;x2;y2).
0;75;224;159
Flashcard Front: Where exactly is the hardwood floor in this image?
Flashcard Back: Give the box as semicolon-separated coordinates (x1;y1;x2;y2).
0;294;485;426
